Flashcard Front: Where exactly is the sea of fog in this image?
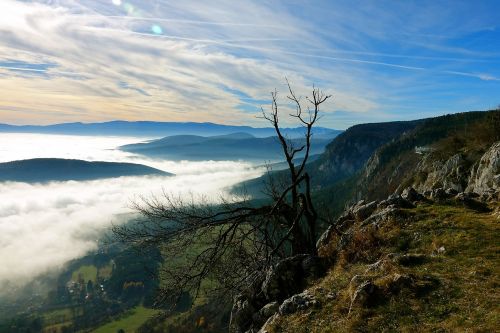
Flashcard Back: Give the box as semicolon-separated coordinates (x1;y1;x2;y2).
0;133;265;291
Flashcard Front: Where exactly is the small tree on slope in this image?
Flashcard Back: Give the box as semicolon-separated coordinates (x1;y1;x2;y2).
112;82;331;305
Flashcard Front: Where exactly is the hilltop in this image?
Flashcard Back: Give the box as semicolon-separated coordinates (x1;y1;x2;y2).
0;158;171;183
120;132;335;162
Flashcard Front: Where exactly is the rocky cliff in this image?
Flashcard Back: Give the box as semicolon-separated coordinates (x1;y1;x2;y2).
229;110;500;333
308;120;421;189
248;187;499;332
356;111;500;201
467;141;500;193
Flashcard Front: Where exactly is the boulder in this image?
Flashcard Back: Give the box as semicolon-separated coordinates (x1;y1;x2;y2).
261;255;325;302
348;276;379;314
230;296;256;333
429;188;449;200
362;207;401;227
352;200;378;221
455;192;491;212
393;253;428;266
252;302;279;328
279;291;319;315
378;194;415;209
401;187;425;202
445;188;458;196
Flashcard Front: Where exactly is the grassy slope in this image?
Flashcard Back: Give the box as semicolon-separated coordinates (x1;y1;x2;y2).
71;265;98;283
90;306;161;333
268;201;499;332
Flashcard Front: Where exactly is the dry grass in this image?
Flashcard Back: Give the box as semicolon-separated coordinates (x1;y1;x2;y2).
268;201;500;332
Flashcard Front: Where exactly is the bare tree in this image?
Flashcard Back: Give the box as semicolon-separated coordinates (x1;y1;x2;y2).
112;82;332;305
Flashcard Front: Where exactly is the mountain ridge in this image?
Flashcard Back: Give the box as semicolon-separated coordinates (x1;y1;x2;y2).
0;120;341;139
0;158;171;183
120;133;336;162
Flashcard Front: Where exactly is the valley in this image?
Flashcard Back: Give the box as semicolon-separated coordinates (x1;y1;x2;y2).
1;110;498;333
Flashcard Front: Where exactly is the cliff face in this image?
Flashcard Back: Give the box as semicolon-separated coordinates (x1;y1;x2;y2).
355;110;500;201
467;142;500;193
412;153;469;192
308;121;420;189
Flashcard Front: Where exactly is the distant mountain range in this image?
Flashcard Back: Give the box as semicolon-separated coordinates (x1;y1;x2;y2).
0;158;170;183
0;121;341;139
120;132;336;162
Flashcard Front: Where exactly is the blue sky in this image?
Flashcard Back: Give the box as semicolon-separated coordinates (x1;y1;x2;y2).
0;0;499;129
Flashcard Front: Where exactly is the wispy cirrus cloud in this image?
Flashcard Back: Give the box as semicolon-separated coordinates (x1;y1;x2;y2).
0;0;499;128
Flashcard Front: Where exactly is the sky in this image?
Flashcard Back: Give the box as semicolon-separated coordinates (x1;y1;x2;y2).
0;0;499;129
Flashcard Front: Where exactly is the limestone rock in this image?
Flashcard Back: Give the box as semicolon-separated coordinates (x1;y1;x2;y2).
252;302;279;328
414;153;469;192
378;193;415;209
467;142;500;194
362;207;401;227
352;200;378;221
279;291;319;315
401;187;425;202
261;255;324;302
348;276;378;314
455;192;491;212
230;296;256;333
429;188;450;200
316;224;337;250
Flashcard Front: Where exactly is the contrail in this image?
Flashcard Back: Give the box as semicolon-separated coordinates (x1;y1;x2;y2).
82;26;499;81
3;28;498;83
74;14;283;29
76;15;497;63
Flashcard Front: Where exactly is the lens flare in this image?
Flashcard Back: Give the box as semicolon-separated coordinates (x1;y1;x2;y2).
151;25;163;35
124;3;134;14
112;0;122;5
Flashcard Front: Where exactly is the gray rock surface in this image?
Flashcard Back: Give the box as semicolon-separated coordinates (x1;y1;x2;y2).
414;153;469;192
401;187;425;202
279;291;319;315
378;194;415;209
466;142;500;194
352;200;378;221
348;276;378;314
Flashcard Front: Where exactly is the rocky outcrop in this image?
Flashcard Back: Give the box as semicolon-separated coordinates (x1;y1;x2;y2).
348;276;379;314
230;255;326;333
236;186;498;333
414;153;469;192
401;187;425;202
411;142;500;196
352;200;378;221
467;142;500;194
279;291;319;315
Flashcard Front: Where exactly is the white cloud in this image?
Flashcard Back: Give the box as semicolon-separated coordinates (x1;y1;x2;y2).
0;0;381;128
0;133;265;293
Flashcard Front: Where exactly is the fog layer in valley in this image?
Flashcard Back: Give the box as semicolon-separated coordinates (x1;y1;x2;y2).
0;134;264;292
